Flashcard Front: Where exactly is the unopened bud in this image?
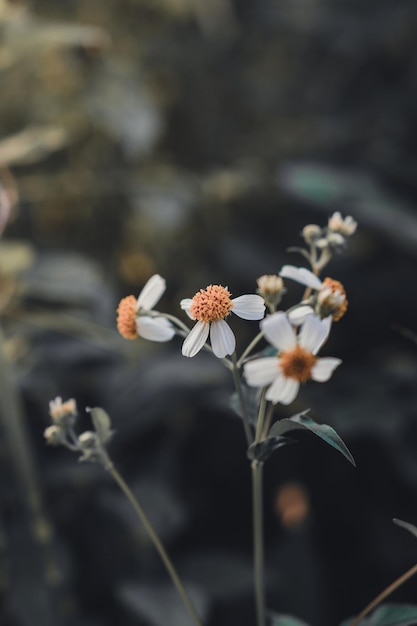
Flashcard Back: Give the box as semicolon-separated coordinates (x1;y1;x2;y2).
301;224;322;245
256;274;285;309
44;425;66;446
78;431;97;448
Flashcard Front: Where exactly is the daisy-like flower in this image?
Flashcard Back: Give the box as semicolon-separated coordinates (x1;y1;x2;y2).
117;274;175;342
181;284;265;358
244;312;341;404
280;265;347;322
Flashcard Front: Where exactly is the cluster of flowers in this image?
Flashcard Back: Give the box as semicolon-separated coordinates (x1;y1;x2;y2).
111;211;357;407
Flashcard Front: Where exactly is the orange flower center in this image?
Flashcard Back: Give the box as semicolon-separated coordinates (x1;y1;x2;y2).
116;295;138;339
190;285;233;322
320;277;348;321
279;345;317;382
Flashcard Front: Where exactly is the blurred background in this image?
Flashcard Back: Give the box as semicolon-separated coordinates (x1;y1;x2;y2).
1;0;417;625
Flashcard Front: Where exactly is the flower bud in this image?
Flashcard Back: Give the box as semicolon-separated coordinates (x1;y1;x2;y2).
301;224;322;245
44;425;66;446
256;274;285;309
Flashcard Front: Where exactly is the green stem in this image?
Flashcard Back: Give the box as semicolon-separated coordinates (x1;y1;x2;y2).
104;459;204;626
252;460;266;626
237;330;264;368
231;352;253;446
255;388;268;444
349;562;417;626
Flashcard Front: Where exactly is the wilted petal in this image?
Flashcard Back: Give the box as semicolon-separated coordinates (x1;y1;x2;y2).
280;265;323;290
288;305;314;325
266;373;299;405
231;294;265;320
182;320;209;357
299;314;330;354
137;274;166;310
261;312;296;351
244;357;279;387
210;319;235;358
136;316;175;342
311;357;342;382
180;298;195;319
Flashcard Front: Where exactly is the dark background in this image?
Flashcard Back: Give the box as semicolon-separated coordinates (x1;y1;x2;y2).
1;1;417;625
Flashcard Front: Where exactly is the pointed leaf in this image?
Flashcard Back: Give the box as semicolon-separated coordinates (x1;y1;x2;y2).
86;406;113;444
247;436;296;463
269;613;310;626
269;411;355;466
341;603;417;626
368;604;417;626
393;518;417;540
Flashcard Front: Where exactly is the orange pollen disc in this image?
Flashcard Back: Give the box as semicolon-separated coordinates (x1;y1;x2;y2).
116;295;138;339
321;277;348;321
190;284;233;322
279;346;317;382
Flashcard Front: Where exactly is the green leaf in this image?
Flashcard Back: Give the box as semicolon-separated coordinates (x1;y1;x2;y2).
269;411;356;466
341;603;417;626
393;518;417;540
269;613;310;626
247;436;296;463
369;604;417;626
86;406;113;445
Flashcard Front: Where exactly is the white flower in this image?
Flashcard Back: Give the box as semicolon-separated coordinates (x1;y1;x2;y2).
328;211;357;236
117;274;175;342
280;265;323;290
49;396;77;421
181;284;265;358
244;312;341;404
280;265;348;323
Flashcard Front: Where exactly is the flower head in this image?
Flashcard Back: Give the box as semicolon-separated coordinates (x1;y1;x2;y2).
279;265;347;322
49;397;77;422
181;284;265;358
328;211;357;236
244;312;341;404
116;274;175;342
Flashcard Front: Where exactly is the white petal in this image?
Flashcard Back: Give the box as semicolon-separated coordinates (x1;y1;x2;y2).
137;274;166;310
311;357;342;382
299;314;330;354
210;319;236;358
261;312;297;351
244;357;279;387
231;295;265;320
136;316;175;342
288;305;314;326
266;373;299;405
182;321;209;357
280;265;323;290
180;298;195;320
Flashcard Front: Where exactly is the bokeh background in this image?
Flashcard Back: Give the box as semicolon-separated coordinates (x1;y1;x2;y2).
1;1;417;625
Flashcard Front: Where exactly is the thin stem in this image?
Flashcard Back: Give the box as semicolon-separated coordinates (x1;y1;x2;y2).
105;460;204;626
349;562;417;626
237;330;264;368
252;460;266;626
231;352;253;446
255;388;268;444
261;402;275;441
